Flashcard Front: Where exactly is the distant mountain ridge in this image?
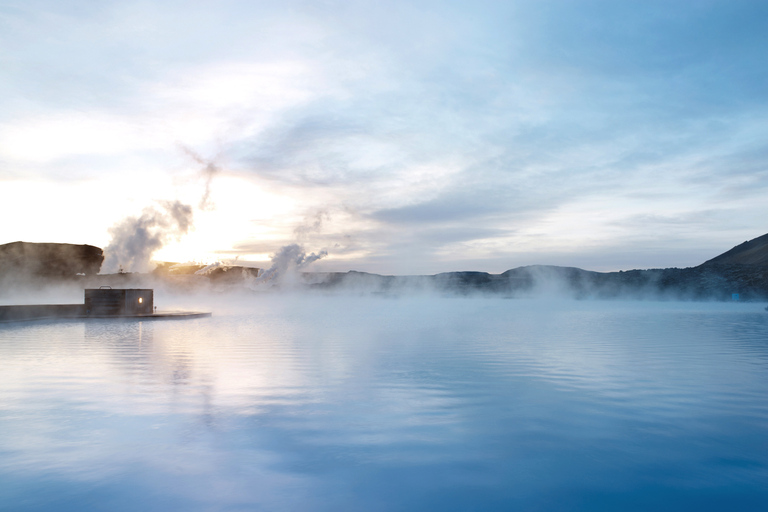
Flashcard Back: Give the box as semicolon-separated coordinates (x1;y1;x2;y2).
307;263;768;300
701;233;768;266
304;234;768;300
2;234;768;300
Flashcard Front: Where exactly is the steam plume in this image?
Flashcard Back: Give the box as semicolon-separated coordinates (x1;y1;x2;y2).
103;201;193;273
252;244;328;286
180;145;221;211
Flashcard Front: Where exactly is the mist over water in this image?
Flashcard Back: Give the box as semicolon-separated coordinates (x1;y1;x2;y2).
1;297;767;511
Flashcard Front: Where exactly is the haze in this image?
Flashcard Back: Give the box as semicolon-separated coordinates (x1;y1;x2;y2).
2;0;767;274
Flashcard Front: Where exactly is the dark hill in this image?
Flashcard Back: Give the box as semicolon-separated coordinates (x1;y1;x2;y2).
701;232;768;266
0;241;103;280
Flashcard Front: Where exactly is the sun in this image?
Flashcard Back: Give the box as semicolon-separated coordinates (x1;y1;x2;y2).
151;175;296;265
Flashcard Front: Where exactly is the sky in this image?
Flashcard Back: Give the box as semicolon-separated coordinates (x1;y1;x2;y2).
1;0;767;274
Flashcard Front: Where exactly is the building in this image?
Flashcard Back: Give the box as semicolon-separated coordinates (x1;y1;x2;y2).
84;288;154;316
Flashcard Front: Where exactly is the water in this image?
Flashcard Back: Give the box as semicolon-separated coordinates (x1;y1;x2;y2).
1;297;767;511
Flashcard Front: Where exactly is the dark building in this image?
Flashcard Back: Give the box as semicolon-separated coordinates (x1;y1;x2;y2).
2;288;212;323
85;288;153;316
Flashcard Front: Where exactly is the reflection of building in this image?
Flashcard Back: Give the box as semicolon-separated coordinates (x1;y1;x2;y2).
85;288;154;316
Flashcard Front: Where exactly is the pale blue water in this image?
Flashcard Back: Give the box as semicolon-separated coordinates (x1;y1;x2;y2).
1;297;767;511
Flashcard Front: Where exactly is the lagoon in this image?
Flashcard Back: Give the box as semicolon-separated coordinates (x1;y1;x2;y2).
1;297;767;511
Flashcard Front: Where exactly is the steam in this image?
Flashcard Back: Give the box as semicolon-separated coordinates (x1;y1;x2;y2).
103;201;194;273
294;210;329;239
251;244;328;286
100;146;223;274
180;145;221;211
194;261;222;275
244;209;331;287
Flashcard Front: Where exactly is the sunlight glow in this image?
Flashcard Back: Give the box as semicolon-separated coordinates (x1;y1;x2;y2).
152;175;297;264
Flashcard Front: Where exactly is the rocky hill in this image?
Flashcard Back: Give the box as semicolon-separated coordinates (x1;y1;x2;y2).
0;242;103;281
700;233;768;266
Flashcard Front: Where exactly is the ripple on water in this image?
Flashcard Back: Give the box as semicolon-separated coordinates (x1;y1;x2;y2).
1;298;768;511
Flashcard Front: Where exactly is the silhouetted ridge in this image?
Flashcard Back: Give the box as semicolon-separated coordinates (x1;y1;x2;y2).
700;233;768;266
0;242;103;280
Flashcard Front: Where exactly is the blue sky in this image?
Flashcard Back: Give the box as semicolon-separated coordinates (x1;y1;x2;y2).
1;0;766;273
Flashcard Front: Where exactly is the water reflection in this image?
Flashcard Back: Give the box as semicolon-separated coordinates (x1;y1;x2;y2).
1;298;767;511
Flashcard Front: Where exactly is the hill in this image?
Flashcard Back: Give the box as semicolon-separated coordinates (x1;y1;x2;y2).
700;233;768;266
0;242;103;280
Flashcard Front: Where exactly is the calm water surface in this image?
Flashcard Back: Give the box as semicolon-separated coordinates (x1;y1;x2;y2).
1;297;767;511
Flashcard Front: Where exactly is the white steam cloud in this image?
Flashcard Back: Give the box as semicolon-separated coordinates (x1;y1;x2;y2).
103;201;193;273
252;244;328;286
101;146;222;274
